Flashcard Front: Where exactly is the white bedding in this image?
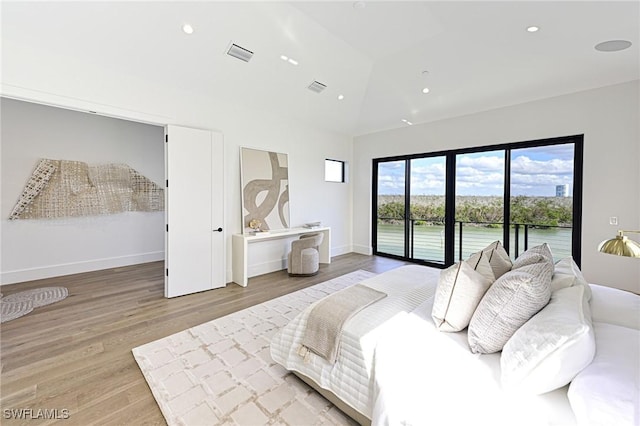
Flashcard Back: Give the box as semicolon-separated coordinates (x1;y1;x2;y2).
371;297;576;426
270;265;440;418
270;264;601;425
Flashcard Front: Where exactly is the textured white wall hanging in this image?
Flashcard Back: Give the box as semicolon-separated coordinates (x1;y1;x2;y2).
9;159;164;220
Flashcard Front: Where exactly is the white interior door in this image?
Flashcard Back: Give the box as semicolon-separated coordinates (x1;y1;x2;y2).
165;125;225;298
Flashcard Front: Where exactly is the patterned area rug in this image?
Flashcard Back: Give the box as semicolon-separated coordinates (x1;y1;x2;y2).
133;270;376;426
0;287;68;323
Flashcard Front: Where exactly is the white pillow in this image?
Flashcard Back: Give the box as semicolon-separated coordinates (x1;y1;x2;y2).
501;285;595;394
512;243;553;270
568;322;640;426
481;241;512;279
551;257;592;301
432;252;494;332
468;260;552;354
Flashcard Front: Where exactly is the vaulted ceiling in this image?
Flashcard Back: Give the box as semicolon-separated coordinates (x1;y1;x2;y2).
2;1;638;136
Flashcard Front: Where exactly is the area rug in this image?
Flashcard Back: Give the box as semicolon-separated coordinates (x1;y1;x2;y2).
0;287;68;323
133;270;376;426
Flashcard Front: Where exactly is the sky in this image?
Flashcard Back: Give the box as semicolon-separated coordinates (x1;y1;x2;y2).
378;144;574;197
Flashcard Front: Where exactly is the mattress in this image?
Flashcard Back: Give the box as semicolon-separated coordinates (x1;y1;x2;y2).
270;265;441;418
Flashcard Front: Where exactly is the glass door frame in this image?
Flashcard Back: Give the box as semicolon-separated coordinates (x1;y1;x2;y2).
372;154;455;268
372;134;584;269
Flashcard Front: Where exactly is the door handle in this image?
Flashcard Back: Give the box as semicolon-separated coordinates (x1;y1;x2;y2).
213;227;223;232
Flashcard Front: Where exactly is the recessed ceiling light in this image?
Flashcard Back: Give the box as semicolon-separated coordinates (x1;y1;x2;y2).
337;94;345;100
595;40;632;52
422;87;430;94
526;26;539;33
182;24;194;35
353;1;366;9
281;55;299;65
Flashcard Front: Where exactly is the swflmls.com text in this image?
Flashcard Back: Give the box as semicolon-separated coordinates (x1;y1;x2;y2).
3;408;70;420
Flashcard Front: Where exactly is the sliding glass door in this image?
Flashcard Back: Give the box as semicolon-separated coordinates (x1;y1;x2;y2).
373;135;583;268
509;143;575;261
454;150;505;260
376;160;406;257
375;156;447;263
410;157;447;263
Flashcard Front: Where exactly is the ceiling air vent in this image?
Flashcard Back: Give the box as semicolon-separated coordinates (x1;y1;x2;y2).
307;81;327;93
227;43;254;62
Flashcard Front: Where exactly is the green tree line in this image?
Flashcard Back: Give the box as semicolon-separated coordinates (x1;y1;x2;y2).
378;195;572;227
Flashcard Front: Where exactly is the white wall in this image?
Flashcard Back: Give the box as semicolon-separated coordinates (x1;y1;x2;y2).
1;42;353;285
1;98;165;284
353;80;640;293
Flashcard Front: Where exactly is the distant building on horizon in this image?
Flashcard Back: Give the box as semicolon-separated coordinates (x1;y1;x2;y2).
556;184;569;197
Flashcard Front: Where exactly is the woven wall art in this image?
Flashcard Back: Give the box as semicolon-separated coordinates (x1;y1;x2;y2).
9;159;164;220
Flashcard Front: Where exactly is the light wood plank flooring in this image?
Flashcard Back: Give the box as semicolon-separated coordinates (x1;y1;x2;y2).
0;253;407;425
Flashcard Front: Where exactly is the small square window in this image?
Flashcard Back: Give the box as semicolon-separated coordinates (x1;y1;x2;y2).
325;159;346;183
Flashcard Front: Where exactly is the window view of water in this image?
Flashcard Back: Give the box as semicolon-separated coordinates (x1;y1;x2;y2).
377;222;571;263
374;140;579;265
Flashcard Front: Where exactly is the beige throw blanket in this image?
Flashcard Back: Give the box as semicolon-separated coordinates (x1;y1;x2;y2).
299;284;387;364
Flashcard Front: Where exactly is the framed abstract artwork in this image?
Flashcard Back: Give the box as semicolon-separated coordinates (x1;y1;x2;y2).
240;147;290;233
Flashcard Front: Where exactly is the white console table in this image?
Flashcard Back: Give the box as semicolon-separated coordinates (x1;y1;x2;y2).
232;227;331;287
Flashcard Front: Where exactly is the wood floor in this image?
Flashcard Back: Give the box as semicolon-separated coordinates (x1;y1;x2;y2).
0;253;408;425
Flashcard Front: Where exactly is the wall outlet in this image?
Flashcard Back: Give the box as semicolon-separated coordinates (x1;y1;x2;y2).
609;216;618;225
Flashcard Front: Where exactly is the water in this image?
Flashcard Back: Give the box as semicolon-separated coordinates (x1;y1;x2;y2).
377;223;571;263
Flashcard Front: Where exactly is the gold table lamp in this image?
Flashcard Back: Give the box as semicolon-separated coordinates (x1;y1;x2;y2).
598;230;640;258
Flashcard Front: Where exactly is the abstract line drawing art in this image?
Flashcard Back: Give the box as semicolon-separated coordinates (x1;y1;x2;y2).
9;158;164;220
240;147;290;233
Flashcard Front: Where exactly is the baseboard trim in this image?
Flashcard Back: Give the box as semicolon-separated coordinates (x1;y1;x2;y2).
352;244;373;255
331;245;352;257
1;251;165;285
246;245;354;278
247;258;287;278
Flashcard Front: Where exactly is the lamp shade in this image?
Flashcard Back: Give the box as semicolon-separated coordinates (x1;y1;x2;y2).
598;231;640;258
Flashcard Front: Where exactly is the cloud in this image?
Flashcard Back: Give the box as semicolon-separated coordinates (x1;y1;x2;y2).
510;172;573;196
457;155;504;171
377;151;574;196
516;144;575;162
511;155;573;175
410;162;446;193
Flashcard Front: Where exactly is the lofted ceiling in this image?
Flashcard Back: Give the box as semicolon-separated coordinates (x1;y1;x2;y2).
1;1;638;136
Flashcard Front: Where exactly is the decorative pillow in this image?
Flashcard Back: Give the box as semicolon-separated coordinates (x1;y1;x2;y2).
501;285;595;394
432;252;495;332
480;241;512;279
512;243;553;270
465;250;495;280
468;260;553;354
551;257;592;301
568;323;639;426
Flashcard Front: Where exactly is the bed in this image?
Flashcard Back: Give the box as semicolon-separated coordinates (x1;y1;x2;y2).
270;247;640;426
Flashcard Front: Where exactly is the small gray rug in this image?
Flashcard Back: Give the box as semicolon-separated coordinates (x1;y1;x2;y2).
0;287;68;323
133;270;376;426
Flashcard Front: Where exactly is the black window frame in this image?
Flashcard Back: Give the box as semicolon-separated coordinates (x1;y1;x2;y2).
325;158;346;183
372;134;584;269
